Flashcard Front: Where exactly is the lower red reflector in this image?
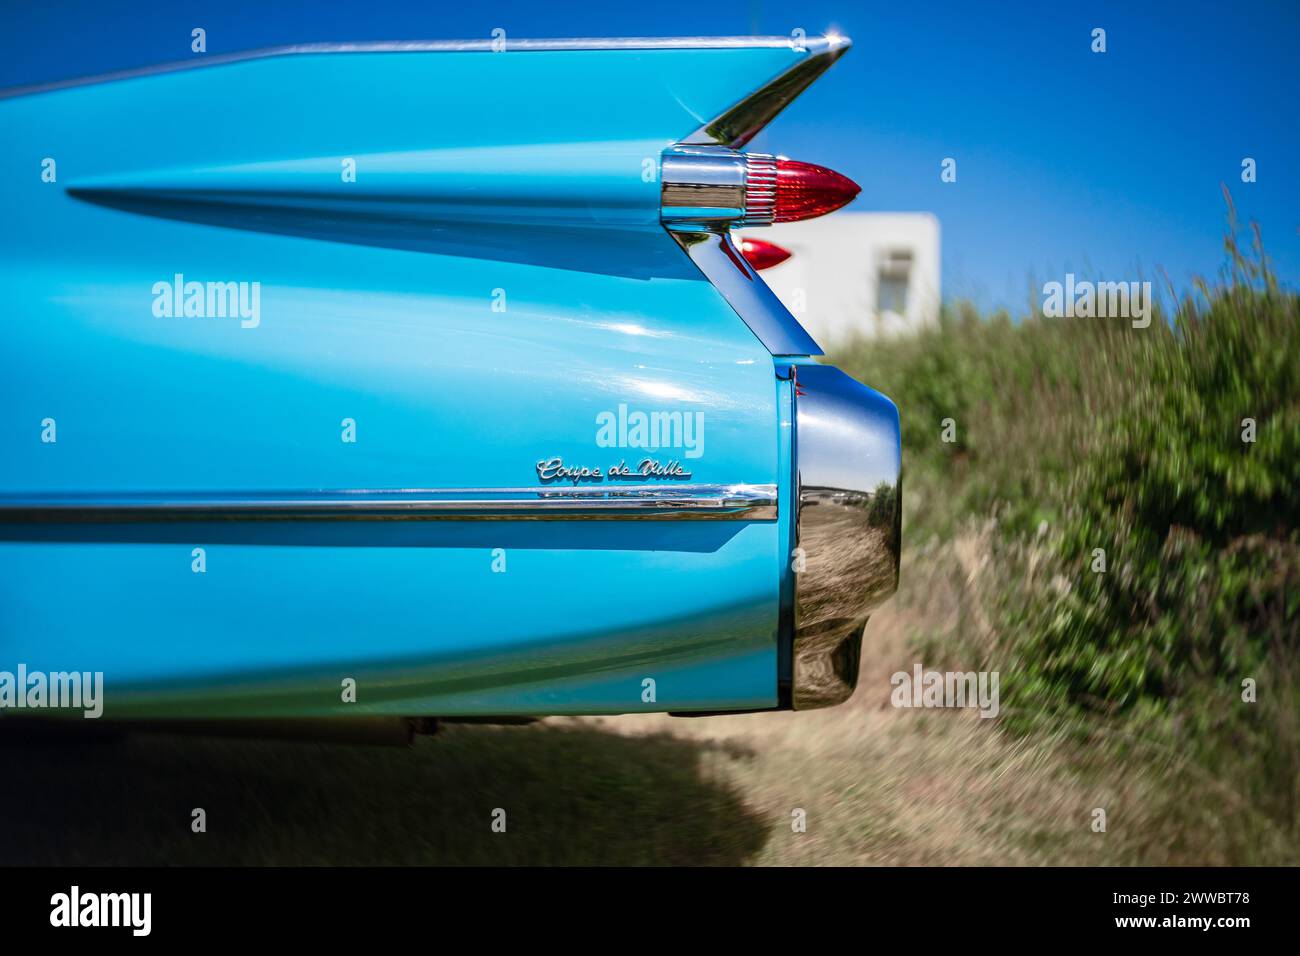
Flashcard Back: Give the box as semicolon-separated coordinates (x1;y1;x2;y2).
739;237;793;270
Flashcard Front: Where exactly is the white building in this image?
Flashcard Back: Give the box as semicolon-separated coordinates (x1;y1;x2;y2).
740;212;941;347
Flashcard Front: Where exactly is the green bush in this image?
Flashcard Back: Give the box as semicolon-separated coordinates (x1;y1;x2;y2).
1010;224;1299;714
835;217;1299;716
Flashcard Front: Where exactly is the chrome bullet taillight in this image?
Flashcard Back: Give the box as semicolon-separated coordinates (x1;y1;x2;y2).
660;146;859;230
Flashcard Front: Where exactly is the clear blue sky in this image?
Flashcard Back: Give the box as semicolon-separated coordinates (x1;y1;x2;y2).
5;0;1296;309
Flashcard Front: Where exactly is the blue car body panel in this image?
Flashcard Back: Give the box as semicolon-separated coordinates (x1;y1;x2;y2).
0;44;823;717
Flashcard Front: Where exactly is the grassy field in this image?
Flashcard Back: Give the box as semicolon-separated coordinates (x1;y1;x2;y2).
4;218;1295;866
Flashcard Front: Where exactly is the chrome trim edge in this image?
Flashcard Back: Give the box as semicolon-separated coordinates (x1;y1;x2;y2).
0;35;846;100
681;34;851;148
790;364;902;710
0;484;778;522
668;230;824;356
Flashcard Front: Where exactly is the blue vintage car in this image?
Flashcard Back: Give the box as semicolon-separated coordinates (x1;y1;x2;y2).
0;35;899;735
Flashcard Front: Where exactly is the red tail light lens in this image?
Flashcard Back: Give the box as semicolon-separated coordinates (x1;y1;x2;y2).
772;158;860;223
739;238;793;270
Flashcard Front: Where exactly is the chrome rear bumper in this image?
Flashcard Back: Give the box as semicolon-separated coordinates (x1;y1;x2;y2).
789;364;902;709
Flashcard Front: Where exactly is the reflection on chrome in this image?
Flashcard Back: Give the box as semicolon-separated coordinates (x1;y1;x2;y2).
791;364;902;710
681;35;852;149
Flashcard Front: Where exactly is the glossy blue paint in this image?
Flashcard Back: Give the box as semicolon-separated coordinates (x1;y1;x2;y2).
0;42;828;716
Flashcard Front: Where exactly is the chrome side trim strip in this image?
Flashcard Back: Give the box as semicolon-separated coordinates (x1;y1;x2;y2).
669;230;824;356
681;35;851;148
0;485;778;522
0;35;845;100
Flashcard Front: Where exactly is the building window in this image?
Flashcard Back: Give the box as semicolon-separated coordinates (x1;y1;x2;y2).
877;248;913;315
